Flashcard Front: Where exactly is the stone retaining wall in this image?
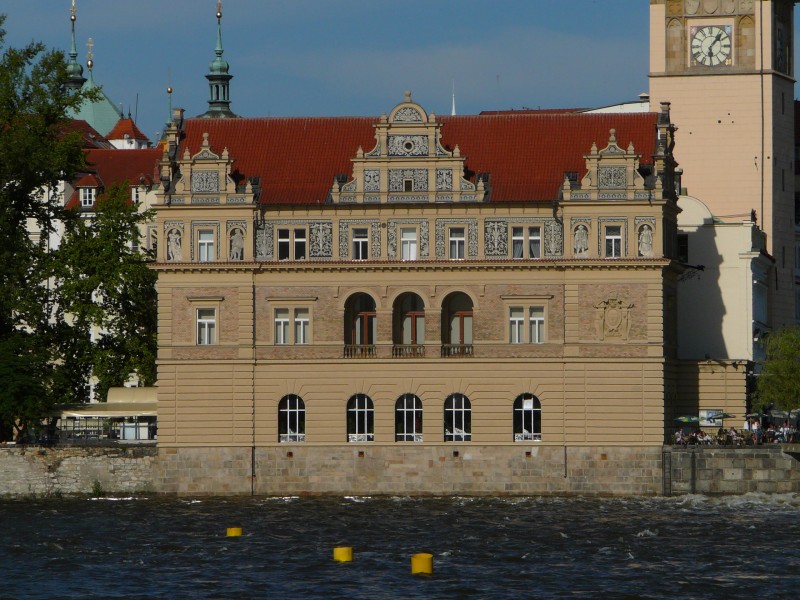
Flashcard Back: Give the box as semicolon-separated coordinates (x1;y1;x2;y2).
666;446;800;495
0;446;157;497
3;444;800;497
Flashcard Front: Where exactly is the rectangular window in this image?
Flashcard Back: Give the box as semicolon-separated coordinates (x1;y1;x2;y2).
512;227;525;259
131;187;141;204
677;233;689;263
353;228;369;260
275;308;289;345
276;227;307;260
511;225;541;258
529;307;545;344
294;228;307;260
529;226;541;258
80;188;95;207
509;307;524;343
277;229;290;260
198;229;215;262
294;308;309;345
605;225;621;258
196;308;216;345
449;227;465;259
400;228;417;260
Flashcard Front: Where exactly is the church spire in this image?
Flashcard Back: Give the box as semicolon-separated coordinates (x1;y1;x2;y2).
65;0;86;91
198;1;237;118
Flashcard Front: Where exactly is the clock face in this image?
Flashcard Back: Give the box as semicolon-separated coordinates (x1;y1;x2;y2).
691;25;732;67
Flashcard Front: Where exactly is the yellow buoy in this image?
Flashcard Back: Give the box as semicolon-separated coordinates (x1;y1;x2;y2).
333;546;353;562
411;552;433;575
226;527;243;537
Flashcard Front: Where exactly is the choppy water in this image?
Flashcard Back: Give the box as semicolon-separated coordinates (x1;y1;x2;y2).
1;494;799;599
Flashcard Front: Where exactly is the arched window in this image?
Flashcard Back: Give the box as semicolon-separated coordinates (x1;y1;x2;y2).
347;394;374;442
441;292;473;357
513;394;541;442
393;293;425;357
395;394;423;441
444;393;471;441
344;293;376;358
278;394;305;443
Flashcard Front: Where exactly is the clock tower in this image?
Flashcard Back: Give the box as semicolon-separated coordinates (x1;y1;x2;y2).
650;0;797;326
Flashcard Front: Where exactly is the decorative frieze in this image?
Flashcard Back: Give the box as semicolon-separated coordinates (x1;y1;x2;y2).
364;170;380;192
436;169;453;191
389;169;428;192
544;220;563;257
309;222;333;258
484;220;508;257
598;166;626;189
191;171;220;193
393;107;424;122
388;135;428;156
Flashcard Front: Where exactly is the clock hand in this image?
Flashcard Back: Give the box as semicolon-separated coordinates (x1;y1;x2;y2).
708;32;723;57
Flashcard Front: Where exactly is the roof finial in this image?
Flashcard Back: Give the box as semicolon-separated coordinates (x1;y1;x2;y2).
405;90;412;103
198;0;237;118
65;0;86;91
86;36;94;72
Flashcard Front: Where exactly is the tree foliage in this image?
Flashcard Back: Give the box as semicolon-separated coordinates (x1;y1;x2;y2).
0;16;155;439
756;326;800;411
56;184;158;401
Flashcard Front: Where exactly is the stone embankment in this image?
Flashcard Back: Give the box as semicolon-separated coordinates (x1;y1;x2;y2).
1;444;800;497
0;445;156;497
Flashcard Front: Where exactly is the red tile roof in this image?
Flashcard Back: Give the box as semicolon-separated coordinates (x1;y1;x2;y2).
62;119;113;149
106;117;151;143
180;112;660;205
65;148;162;209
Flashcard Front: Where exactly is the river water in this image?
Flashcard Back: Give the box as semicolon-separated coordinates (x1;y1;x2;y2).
1;494;799;599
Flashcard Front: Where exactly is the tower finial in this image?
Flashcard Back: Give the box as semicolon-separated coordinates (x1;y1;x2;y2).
451;80;456;116
65;0;86;91
198;0;237;118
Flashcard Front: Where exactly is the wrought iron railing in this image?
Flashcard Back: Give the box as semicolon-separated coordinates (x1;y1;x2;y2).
392;345;425;358
440;344;474;358
343;345;376;358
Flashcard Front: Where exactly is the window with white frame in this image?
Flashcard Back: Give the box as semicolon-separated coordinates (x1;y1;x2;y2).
444;393;471;441
395;393;423;442
400;227;417;260
277;228;307;260
131;186;141;204
513;393;542;441
80;188;95;207
278;394;305;443
274;308;290;344
196;308;216;345
509;307;525;343
347;394;374;442
352;228;369;260
529;306;545;344
604;225;622;258
294;308;309;344
449;227;465;259
511;226;542;259
198;229;215;262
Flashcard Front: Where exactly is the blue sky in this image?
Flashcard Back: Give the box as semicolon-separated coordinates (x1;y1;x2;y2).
2;1;797;142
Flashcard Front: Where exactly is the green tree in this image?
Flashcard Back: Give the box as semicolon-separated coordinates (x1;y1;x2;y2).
0;15;98;438
756;326;800;411
55;183;158;402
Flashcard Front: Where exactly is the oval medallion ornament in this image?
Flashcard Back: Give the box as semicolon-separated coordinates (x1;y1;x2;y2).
703;0;719;14
721;0;735;14
685;0;700;15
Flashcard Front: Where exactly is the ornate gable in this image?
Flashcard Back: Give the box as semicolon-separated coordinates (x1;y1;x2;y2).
330;91;485;204
160;131;253;205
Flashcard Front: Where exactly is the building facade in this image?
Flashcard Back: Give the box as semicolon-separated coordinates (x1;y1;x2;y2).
148;95;695;495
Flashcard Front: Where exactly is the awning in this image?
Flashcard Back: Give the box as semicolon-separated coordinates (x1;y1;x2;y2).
57;387;157;418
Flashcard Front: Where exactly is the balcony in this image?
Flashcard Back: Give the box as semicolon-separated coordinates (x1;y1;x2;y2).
441;344;474;358
392;344;425;358
344;344;376;358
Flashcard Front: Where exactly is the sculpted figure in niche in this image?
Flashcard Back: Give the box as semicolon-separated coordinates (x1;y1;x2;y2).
638;224;653;258
574;225;589;257
230;228;244;260
167;228;182;261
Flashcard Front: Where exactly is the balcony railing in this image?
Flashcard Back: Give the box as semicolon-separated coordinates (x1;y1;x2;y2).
441;344;474;358
279;433;306;443
392;344;425;358
344;344;377;358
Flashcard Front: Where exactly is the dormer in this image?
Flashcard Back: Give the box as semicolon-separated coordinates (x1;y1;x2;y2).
562;129;658;203
74;173;102;210
160;132;253;205
330;91;485;204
